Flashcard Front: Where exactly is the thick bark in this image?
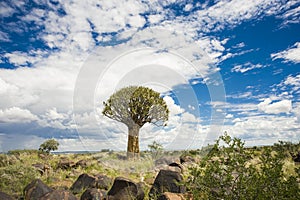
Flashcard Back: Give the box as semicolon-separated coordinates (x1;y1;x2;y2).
127;124;140;159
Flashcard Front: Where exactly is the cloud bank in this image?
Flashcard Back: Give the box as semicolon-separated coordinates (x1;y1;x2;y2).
0;0;299;151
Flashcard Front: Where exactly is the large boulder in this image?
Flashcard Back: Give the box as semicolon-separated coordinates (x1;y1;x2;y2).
70;174;96;194
94;174;113;190
40;190;77;200
149;170;185;198
32;163;51;175
107;177;144;200
81;188;106;200
75;160;88;168
57;159;76;170
0;191;14;200
70;173;112;194
24;179;53;200
179;155;196;164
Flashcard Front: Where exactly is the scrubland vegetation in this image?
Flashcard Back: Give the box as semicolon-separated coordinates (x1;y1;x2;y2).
0;134;299;199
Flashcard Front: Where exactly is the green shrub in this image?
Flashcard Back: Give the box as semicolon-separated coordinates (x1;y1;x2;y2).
7;149;39;155
0;154;10;167
148;141;163;159
273;140;300;158
185;133;300;200
0;163;40;197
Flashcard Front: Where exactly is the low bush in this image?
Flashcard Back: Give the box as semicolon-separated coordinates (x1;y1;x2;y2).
7;149;39;155
0;163;40;197
185;133;300;200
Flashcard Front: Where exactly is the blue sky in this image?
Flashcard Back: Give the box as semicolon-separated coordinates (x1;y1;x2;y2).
0;0;299;152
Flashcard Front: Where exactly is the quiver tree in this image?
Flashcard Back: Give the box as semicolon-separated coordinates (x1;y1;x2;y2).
102;86;169;159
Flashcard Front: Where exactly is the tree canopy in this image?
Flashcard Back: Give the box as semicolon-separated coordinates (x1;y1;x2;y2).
102;86;169;128
39;139;59;154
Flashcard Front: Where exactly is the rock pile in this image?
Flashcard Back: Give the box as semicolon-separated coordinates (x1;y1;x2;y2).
1;155;194;199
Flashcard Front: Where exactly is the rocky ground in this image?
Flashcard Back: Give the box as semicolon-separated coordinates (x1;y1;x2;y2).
1;143;299;200
0;150;198;199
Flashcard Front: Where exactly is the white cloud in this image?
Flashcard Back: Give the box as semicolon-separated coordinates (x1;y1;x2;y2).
276;1;300;26
0;31;10;42
225;114;234;119
0;1;15;17
0;107;38;123
206;101;300;146
0;78;18;95
232;42;246;48
201;95;299;144
283;74;300;86
293;102;300;122
4;50;50;67
0;63;77;111
37;108;75;130
4;52;31;66
196;37;227;62
226;114;300;144
227;91;253;99
21;8;47;25
231;62;264;73
258;98;292;114
188;105;195;110
148;14;164;24
188;0;287;33
232;118;242;123
271;42;300;63
45;108;66;120
184;4;193;12
164;96;184;115
279;74;300;93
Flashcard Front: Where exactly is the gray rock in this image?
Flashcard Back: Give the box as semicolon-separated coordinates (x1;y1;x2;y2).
149;170;185;198
57;159;76;170
70;174;96;194
32;163;51;175
94;174;113;190
75;160;88;168
24;179;53;200
107;177;144;200
180;155;196;164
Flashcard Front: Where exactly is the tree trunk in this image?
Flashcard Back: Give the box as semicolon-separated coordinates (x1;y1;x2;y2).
127;124;140;159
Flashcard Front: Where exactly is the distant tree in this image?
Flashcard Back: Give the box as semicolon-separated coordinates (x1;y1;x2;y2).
39;139;59;154
103;86;169;159
148;141;164;158
148;141;163;152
